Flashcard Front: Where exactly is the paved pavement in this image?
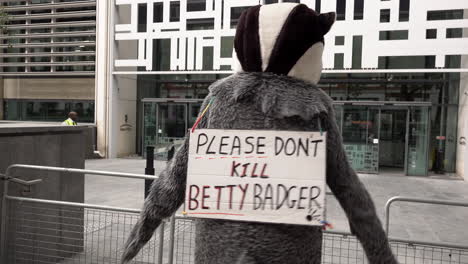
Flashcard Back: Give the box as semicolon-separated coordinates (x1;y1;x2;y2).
85;158;468;246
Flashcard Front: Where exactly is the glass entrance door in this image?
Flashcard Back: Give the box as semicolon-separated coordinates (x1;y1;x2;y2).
379;109;408;173
339;104;430;176
342;106;380;174
142;100;203;158
156;103;187;156
406;106;430;176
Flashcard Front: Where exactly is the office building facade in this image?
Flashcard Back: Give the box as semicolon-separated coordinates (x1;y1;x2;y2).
0;0;96;123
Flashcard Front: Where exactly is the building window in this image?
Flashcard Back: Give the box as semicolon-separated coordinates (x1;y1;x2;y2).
187;0;206;12
138;3;147;32
399;0;410;21
4;100;95;123
352;36;363;69
170;1;181;22
354;0;364;20
335;36;345;45
426;29;437;39
315;0;321;13
379;30;409;40
446;28;464;38
153;2;163;23
336;0;346;21
427;9;464;20
334;53;344;69
378;56;436;69
380;9;390;23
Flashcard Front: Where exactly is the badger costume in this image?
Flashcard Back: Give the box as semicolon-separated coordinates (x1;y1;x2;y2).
122;3;397;264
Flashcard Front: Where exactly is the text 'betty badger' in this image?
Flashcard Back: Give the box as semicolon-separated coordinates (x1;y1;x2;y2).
185;130;327;226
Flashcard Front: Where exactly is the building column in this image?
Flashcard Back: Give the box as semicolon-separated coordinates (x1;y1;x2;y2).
457;64;468;180
456;11;468;180
95;0;113;158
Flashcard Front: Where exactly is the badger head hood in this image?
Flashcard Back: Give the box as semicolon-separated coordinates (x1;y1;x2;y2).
233;3;335;85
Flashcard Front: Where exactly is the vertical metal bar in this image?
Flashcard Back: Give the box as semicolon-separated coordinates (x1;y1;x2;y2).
185;103;188;134
385;199;392;236
167;215;176;264
157;221;165;264
377;107;382;174
145;146;155;198
404;107;410;175
425;106;431;176
0;181;9;263
155;103;160;154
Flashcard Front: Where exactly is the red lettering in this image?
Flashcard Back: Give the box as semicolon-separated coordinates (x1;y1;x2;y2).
188;185;200;210
214;186;225;210
238;184;249;210
241;163;250;177
226;185;236;209
201;186;210;209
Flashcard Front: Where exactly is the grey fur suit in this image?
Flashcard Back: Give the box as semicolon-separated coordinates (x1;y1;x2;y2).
122;72;398;264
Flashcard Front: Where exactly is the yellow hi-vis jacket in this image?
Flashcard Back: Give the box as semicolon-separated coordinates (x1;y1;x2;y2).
62;118;77;126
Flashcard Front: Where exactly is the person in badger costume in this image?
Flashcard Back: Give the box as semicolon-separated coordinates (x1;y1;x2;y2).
122;3;397;264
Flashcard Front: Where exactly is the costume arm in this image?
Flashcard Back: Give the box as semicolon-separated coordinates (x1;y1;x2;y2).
324;112;397;264
121;97;211;263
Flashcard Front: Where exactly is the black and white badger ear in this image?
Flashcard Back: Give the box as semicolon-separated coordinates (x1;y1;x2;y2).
233;4;336;84
318;12;336;36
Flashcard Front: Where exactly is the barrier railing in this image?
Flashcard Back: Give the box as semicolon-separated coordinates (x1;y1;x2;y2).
1;164;467;264
385;196;468;240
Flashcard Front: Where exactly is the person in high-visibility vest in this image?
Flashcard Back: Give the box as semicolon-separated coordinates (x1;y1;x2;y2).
62;111;78;126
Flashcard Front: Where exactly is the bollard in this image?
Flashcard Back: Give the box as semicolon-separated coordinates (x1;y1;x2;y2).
144;146;155;198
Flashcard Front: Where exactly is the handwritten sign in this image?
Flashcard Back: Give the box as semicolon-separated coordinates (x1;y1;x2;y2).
184;129;327;226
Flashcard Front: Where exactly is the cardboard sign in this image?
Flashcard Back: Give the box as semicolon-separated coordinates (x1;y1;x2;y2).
185;129;327;226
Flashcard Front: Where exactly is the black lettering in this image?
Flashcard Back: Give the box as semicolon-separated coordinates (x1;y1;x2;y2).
219;136;229;155
275;137;284;155
231;136;241;155
260;164;269;178
245;136;255;154
297;138;309;156
196;133;208;154
253;184;263;210
311;140;324;157
285;138;296;156
263;184;274;210
231;161;241;177
257;137;266;154
297;186;308;209
276;184;289;209
287;186;297;208
206;136;216;154
308;186;322;209
251;163;258;178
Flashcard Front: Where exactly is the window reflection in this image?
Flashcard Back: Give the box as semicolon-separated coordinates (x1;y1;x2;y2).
4;100;95;122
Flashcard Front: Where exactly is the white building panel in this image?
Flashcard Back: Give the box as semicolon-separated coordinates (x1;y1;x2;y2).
114;0;468;73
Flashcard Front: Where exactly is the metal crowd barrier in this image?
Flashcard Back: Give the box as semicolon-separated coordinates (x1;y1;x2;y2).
1;164;467;264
